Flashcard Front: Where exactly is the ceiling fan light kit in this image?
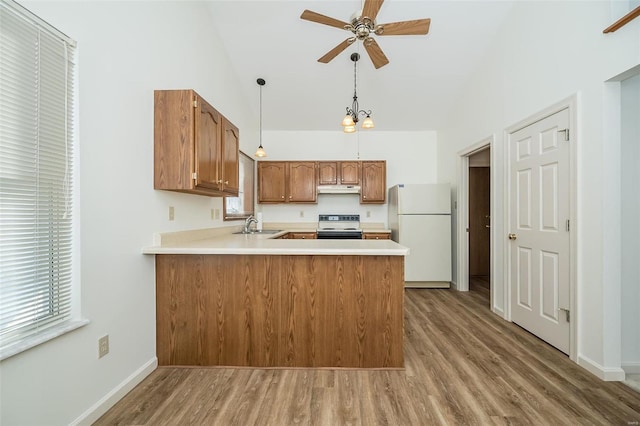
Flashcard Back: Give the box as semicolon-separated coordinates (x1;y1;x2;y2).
300;0;431;69
341;53;374;134
254;78;267;158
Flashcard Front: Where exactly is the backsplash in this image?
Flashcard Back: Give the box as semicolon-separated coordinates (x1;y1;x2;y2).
258;193;387;226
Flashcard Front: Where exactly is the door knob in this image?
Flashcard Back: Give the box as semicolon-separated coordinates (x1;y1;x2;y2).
508;233;517;240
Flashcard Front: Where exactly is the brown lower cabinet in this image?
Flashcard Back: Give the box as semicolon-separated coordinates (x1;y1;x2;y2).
287;232;317;239
363;232;391;240
155;254;404;368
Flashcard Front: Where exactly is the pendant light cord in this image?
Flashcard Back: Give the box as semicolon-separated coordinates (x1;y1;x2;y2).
259;83;262;147
255;78;266;157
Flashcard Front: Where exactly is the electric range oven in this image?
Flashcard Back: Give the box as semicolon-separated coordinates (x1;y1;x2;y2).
316;214;363;239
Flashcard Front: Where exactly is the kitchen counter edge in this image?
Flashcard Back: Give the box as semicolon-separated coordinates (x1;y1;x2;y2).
143;229;408;256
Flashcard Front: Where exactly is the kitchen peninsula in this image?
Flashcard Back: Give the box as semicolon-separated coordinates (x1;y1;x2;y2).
143;229;408;369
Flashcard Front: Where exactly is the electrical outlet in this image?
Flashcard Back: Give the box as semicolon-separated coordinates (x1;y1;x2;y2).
366;210;371;218
169;206;175;221
215;209;220;220
299;210;304;218
98;335;109;358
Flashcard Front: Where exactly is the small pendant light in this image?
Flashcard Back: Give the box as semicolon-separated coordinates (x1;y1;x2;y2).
254;78;267;158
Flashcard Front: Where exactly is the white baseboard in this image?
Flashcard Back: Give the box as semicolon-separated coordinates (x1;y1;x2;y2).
405;281;451;289
71;357;158;426
491;306;505;319
622;362;640;374
577;354;626;381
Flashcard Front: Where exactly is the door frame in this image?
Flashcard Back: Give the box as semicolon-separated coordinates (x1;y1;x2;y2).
504;94;578;362
456;137;494;307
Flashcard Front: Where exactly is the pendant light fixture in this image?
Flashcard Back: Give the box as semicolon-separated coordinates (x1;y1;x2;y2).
254;78;267;158
341;53;374;133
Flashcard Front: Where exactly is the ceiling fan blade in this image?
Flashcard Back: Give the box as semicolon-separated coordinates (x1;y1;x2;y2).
318;38;355;64
362;0;384;22
300;10;349;30
364;38;389;69
377;19;431;36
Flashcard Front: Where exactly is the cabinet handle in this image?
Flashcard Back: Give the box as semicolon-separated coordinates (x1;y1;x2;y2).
289;195;292;199
281;195;285;199
217;179;223;184
224;180;229;185
363;195;367;199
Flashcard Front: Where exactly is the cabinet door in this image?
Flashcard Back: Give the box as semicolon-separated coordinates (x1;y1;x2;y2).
221;118;239;195
258;162;286;203
194;95;222;190
363;233;390;240
340;161;360;185
289;232;317;240
318;162;338;185
288;162;317;203
361;161;386;203
154;90;195;191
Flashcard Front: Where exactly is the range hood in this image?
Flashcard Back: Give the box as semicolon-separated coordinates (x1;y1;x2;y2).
317;184;361;194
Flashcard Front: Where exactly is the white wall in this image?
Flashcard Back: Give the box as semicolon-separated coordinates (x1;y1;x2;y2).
0;2;256;425
258;131;438;225
438;1;639;377
621;72;640;370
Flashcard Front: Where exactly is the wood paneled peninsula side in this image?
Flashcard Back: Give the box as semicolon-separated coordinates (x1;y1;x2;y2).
143;230;408;369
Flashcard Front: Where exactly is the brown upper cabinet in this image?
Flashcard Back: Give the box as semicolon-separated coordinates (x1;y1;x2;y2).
258;160;386;204
361;161;386;203
318;161;360;185
154;89;239;196
258;161;317;203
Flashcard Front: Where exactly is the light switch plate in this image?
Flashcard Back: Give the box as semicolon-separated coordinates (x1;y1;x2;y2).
98;335;109;358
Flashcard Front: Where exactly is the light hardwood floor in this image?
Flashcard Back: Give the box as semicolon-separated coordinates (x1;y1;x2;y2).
95;281;640;425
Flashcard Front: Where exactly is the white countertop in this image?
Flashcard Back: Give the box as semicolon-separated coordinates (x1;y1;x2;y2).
143;229;408;256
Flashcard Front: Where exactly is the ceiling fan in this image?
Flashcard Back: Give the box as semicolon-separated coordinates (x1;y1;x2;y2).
300;0;431;69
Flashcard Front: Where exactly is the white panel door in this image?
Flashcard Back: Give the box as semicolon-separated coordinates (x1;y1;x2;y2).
509;108;570;354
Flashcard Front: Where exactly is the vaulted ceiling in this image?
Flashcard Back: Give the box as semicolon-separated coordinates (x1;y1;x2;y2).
207;1;514;132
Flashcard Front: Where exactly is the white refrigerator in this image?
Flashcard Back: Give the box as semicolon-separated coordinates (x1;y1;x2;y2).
388;184;452;288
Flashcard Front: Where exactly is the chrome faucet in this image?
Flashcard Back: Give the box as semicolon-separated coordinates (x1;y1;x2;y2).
244;215;258;233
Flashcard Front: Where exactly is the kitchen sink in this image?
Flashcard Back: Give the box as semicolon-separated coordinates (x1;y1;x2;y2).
233;229;283;235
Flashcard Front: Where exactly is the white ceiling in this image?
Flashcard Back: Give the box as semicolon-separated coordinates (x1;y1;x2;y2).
207;1;514;132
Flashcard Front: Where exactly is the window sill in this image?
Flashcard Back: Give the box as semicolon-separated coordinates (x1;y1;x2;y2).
0;319;90;361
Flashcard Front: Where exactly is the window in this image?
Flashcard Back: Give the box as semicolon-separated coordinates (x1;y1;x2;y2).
0;0;81;359
224;151;255;220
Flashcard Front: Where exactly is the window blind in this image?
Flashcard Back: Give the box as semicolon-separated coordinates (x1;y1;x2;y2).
0;0;76;354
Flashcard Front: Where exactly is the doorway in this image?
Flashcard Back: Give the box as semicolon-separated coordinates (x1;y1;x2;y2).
468;148;491;306
620;71;640;382
456;138;493;310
